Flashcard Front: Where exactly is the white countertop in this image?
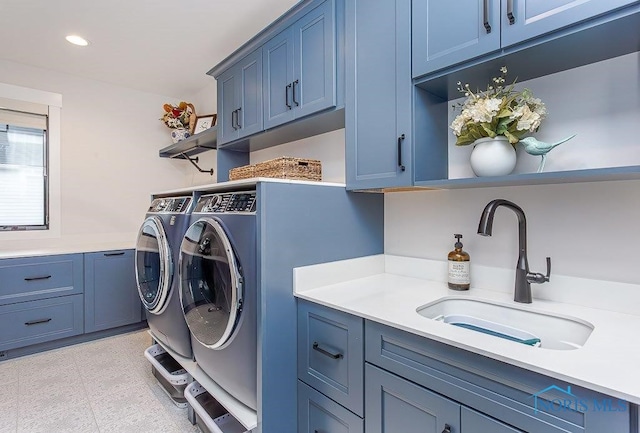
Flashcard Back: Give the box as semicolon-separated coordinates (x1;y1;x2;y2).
294;254;640;405
154;177;345;196
0;236;136;259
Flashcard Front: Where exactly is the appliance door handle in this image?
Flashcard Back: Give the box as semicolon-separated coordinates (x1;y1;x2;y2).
507;0;515;24
397;134;406;172
312;342;343;359
25;318;52;326
104;252;125;257
285;83;292;109
483;0;491;33
24;275;52;281
292;79;299;106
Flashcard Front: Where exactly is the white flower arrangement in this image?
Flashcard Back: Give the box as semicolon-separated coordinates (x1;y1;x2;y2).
450;67;547;146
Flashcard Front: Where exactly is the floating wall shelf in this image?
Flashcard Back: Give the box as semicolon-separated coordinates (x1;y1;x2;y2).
159;127;217;175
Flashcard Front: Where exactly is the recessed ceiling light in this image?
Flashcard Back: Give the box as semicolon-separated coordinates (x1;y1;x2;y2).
65;35;89;46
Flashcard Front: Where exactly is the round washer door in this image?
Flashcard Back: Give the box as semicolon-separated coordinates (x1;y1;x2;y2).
135;216;173;314
179;217;243;349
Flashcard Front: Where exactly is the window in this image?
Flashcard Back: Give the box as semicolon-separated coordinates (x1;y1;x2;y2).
0;109;48;230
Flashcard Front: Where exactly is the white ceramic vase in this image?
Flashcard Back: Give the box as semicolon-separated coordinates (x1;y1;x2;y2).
469;136;517;177
170;128;191;144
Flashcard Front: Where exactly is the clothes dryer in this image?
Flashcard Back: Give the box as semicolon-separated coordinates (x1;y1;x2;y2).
179;190;257;411
135;195;193;358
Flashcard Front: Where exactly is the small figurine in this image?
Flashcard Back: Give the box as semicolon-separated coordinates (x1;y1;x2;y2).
519;134;576;173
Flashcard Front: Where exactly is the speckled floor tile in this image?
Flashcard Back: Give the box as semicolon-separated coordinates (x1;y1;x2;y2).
17;401;99;433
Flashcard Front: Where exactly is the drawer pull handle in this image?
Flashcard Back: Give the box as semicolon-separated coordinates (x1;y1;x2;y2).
24;275;52;281
312;342;343;359
507;0;515;24
104;252;125;256
442;424;451;433
25;318;52;326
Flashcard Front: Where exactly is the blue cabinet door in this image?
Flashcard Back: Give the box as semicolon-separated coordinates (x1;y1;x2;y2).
462;407;524;433
218;66;240;145
365;363;461;433
292;0;336;119
501;0;639;47
412;0;500;78
345;0;413;190
298;380;363;433
237;48;264;139
84;250;142;333
263;28;295;129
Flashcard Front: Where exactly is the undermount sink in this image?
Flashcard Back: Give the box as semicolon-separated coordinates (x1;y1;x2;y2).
417;297;594;350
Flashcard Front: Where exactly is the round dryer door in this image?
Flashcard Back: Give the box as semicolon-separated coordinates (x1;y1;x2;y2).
135;216;173;314
179;217;243;349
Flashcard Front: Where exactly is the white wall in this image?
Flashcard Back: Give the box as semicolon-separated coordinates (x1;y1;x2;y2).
0;59;198;253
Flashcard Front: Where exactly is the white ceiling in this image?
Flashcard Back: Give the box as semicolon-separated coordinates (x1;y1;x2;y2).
0;0;300;98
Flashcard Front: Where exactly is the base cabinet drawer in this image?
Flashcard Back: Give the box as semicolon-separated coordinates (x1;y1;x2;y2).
298;300;364;416
462;407;524;433
0;294;84;351
298;380;363;433
0;254;83;305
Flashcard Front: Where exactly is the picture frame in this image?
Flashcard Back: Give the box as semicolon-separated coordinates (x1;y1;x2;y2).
193;114;217;134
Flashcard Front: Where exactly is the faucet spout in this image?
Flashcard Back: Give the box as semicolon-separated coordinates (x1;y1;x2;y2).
477;199;547;304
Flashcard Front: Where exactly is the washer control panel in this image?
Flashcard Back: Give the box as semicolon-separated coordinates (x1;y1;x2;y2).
195;191;256;213
148;196;192;213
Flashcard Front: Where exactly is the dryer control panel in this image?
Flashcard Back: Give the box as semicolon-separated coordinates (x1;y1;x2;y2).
195;191;256;213
148;196;192;213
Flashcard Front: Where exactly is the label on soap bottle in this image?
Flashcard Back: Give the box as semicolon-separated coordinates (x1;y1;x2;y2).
448;261;470;285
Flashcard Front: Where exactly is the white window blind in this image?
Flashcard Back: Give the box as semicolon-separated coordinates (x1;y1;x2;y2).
0;107;48;230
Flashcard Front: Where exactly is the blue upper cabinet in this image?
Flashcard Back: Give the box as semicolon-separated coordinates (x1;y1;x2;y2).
412;0;501;78
501;0;639;47
217;48;263;146
412;0;640;78
345;0;413;190
263;0;336;130
263;29;296;129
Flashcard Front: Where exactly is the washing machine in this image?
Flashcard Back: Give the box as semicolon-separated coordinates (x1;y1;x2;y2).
179;190;257;411
135;195;193;358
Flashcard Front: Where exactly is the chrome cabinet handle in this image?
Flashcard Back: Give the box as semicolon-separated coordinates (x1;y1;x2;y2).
442;424;452;433
292;79;299;106
312;342;343;359
24;275;52;281
507;0;515;24
398;134;406;172
483;0;491;33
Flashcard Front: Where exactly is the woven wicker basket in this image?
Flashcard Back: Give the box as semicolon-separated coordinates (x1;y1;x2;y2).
228;157;322;181
229;164;255;181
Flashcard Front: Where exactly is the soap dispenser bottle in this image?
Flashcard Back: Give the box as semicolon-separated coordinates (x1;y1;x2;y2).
448;234;470;290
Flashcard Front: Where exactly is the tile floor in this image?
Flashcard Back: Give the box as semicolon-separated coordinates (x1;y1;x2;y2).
0;330;202;433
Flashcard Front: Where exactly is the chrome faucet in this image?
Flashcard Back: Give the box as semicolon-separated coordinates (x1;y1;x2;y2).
477;199;551;303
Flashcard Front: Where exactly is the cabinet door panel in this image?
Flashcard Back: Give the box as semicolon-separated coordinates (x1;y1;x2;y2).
84;250;141;333
298;381;363;433
218;67;239;145
412;0;500;77
293;0;336;119
365;364;460;433
462;407;524;433
263;29;295;129
238;49;263;139
501;0;639;47
345;0;413;189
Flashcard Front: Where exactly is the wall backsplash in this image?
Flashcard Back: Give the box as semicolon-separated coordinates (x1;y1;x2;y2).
385;179;640;286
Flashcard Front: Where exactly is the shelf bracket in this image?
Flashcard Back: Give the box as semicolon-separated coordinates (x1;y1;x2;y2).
179;153;214;176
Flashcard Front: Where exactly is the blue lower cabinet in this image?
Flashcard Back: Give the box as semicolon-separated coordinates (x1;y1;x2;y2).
84;250;142;333
0;294;84;351
297;300;364;416
298;380;363;433
365;363;460;433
